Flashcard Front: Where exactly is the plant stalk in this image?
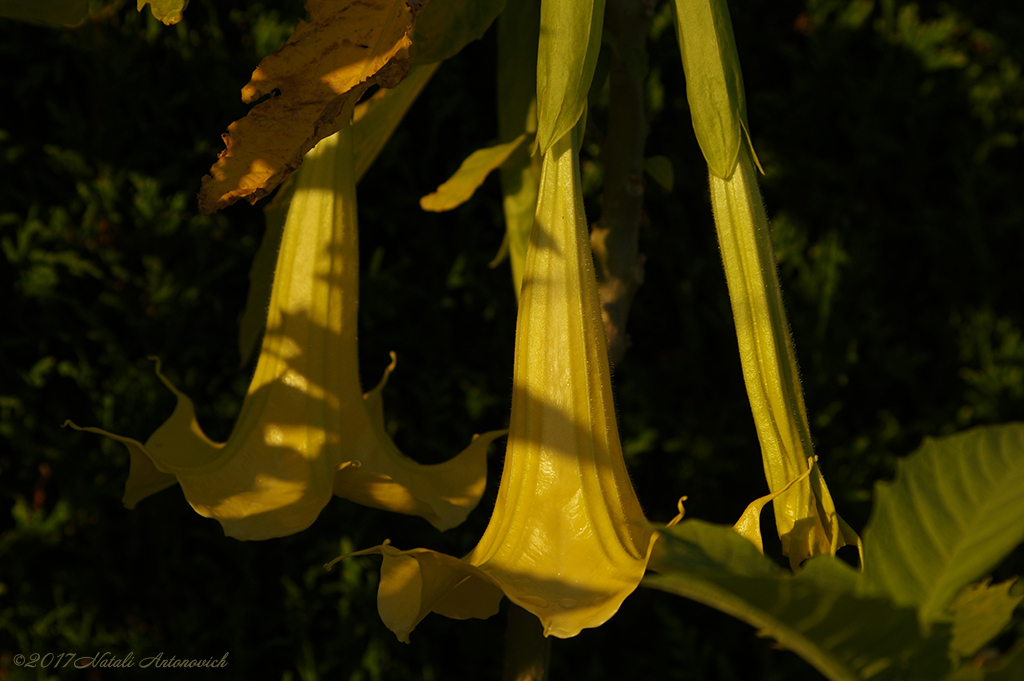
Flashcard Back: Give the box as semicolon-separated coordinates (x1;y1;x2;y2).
590;0;653;365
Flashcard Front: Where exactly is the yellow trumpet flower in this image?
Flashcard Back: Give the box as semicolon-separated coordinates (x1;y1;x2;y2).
710;142;861;568
66;126;504;540
331;127;656;641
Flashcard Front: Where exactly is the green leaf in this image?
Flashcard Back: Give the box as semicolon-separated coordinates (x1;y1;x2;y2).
137;0;189;26
409;0;506;65
352;62;440;183
948;578;1023;658
643;155;674;191
0;0;87;25
497;0;542;297
420;135;527;212
646;521;953;681
670;0;749;179
860;423;1024;626
536;0;606;154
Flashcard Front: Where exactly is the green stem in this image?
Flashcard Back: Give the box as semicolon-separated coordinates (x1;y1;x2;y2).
502;604;551;681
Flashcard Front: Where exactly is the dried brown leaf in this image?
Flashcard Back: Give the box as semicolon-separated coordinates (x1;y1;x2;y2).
198;0;424;213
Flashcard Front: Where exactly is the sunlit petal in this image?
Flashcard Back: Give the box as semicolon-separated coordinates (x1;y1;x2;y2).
337;127;655;640
68;127;503;539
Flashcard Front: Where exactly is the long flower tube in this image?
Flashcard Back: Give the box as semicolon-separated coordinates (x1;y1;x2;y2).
66;127;504;540
710;142;861;568
331;127;656;641
671;0;860;568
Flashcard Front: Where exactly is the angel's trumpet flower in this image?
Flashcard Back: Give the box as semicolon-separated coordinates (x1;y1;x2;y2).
331;128;656;641
66;127;504;540
670;0;860;569
710;144;861;568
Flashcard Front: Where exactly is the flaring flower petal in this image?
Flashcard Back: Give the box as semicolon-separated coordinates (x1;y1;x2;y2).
337;128;655;640
67;127;504;540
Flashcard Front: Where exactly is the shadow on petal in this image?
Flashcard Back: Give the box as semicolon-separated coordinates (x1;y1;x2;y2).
67;126;501;540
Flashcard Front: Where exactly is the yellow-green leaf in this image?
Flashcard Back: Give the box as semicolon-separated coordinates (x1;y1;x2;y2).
647;522;954;681
671;0;749;179
137;0;188;25
419;134;527;212
536;0;606;153
948;578;1023;658
860;423;1024;626
198;0;423;213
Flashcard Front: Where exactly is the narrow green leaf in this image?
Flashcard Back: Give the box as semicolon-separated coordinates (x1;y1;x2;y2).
409;0;506;65
671;0;749;178
137;0;189;25
420;135;527;212
536;0;606;154
948;578;1023;658
647;521;953;681
860;423;1024;627
352;62;440;183
497;0;542;297
643;155;674;191
0;0;87;25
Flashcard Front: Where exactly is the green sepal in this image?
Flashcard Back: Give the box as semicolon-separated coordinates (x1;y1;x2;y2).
536;0;606;154
670;0;750;179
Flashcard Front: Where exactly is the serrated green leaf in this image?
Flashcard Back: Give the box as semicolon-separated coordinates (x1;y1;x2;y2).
497;0;541;297
420;135;527;212
948;578;1023;658
671;0;749;179
643;155;674;191
536;0;606;154
0;0;87;25
647;521;953;681
409;0;506;65
352;62;439;183
137;0;189;26
860;423;1024;626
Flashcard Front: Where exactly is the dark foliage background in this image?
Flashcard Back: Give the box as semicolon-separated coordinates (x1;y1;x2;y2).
2;0;1023;679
